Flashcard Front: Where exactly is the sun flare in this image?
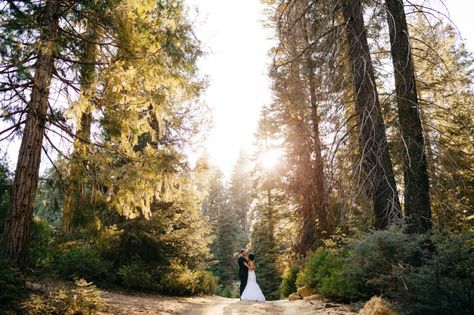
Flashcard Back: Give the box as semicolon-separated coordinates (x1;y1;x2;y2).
260;149;282;170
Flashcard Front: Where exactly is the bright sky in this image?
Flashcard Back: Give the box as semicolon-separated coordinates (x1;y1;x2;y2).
186;0;474;176
185;0;274;176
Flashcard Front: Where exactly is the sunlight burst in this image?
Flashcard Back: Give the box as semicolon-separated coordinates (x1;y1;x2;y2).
260;149;282;170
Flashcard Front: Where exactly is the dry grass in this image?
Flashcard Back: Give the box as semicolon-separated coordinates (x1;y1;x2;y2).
359;296;398;315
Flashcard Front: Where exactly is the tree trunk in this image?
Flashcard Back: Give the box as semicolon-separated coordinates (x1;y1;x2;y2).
341;0;402;229
302;14;330;236
385;0;432;233
1;0;60;270
63;22;98;236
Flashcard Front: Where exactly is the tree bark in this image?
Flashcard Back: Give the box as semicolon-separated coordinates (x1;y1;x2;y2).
287;48;320;254
301;14;330;236
341;0;402;229
385;0;432;233
1;0;60;270
63;22;98;236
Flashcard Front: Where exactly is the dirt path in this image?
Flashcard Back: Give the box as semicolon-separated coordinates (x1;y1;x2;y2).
99;290;358;315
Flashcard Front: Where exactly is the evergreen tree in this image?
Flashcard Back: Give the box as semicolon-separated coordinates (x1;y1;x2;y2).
341;0;402;229
263;0;334;255
384;0;432;233
250;192;281;300
229;151;253;241
1;0;62;269
215;193;240;285
201;168;240;285
408;18;474;230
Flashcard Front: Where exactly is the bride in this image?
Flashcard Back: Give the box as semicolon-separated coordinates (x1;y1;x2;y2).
240;253;266;302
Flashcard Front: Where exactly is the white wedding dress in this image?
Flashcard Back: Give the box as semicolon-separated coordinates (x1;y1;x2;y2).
240;270;266;302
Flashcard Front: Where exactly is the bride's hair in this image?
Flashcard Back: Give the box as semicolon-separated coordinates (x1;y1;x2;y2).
248;253;255;261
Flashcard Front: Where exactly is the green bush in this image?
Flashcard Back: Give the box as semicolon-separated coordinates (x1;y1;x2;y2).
347;227;426;297
21;279;106;315
317;257;361;302
296;249;335;288
159;261;197;296
28;216;53;268
0;259;26;305
401;233;474;315
159;260;216;296
280;265;299;298
194;270;218;295
217;285;233;298
52;243;113;283
316;228;474;312
296;250;361;302
117;262;156;291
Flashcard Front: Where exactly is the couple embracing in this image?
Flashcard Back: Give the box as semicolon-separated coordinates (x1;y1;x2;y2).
237;249;266;302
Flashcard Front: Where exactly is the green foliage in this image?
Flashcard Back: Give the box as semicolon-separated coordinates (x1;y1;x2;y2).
295;250;360;302
347;227;427;297
280;265;299;298
117;262;156;291
251;203;281;301
159;261;195;295
400;233;474;315
52;243;113;283
216;285;235;298
159;260;217;296
194;270;218;295
296;249;332;288
317;259;361;302
0;258;26;305
200;168;241;285
294;229;473;312
21;279;105;315
34;166;65;227
0;158;11;231
28;216;53;269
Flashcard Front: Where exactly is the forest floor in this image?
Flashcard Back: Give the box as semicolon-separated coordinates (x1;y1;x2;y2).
98;290;360;315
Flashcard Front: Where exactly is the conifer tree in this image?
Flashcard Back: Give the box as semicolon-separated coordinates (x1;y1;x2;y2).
1;0;61;269
408;18;474;229
251;201;281;300
201;168;240;284
229;151;253;240
384;0;431;233
341;0;402;229
215;193;240;285
63;12;100;236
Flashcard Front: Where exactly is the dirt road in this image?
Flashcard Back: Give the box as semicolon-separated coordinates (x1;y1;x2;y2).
99;291;358;315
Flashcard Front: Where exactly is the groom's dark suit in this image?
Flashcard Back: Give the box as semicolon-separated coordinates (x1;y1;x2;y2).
238;255;248;296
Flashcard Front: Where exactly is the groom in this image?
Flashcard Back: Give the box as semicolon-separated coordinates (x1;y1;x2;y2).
237;249;248;297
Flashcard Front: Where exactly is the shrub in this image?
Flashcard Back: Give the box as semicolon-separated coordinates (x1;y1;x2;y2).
296;249;340;288
52;243;113;283
0;259;26;305
159;261;197;296
317;256;361;302
401;233;474;315
159;260;216;296
21;294;56;315
117;262;156;291
280;265;299;298
359;296;398;315
194;270;218;295
217;285;233;298
28;216;53;268
296;251;322;288
21;279;106;315
294;228;473;312
296;250;361;302
347;227;426;297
